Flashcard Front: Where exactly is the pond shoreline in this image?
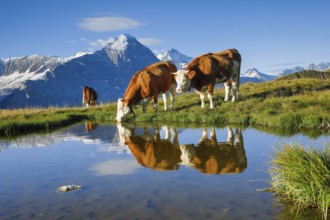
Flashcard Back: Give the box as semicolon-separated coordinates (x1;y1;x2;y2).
0;78;329;136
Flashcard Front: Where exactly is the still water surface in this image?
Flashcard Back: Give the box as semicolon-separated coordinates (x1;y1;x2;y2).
0;123;329;220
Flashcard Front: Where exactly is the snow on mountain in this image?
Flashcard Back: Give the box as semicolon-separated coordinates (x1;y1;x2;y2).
0;34;159;109
155;48;192;69
241;68;277;83
0;55;64;98
64;52;93;62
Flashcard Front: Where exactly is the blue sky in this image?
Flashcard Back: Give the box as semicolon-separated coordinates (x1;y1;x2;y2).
1;0;329;74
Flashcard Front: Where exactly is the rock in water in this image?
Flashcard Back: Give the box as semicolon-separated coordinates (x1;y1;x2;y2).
58;184;82;192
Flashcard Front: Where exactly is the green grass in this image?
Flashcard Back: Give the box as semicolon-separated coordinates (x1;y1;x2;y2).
0;78;329;136
269;144;330;219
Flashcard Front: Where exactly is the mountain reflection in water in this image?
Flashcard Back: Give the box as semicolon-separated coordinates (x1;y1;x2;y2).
116;123;247;174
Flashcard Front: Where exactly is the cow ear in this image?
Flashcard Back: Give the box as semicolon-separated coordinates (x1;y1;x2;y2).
171;72;177;75
183;70;189;75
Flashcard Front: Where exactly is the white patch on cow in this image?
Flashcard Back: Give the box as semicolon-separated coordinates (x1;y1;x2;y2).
224;80;231;102
162;93;168;111
172;69;191;93
180;144;196;167
231;82;238;102
116;99;131;122
208;93;214;109
195;90;205;108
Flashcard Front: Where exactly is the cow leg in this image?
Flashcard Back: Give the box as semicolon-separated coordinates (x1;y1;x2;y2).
142;104;147;113
207;84;215;109
195;90;205;108
162;93;168;111
140;98;150;113
208;92;214;109
231;81;238;102
227;127;234;145
199;127;208;143
234;128;243;145
164;125;170;140
224;81;232;102
231;61;240;102
152;96;158;112
210;127;217;145
169;85;175;110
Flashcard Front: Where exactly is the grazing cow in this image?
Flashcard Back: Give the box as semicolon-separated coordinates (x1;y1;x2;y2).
180;127;247;174
116;123;181;171
172;49;241;109
116;61;177;122
82;86;98;107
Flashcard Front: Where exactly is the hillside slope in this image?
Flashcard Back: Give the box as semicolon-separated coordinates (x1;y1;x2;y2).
276;70;330;80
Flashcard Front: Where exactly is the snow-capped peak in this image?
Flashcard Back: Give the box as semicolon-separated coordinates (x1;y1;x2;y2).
155;48;192;69
243;68;276;81
243;68;261;78
105;34;136;52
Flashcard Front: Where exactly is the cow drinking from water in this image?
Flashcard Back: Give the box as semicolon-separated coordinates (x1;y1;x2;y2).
172;49;241;109
82;86;98;107
116;61;177;122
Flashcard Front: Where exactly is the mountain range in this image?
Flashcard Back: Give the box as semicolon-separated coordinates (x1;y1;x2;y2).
0;34;159;109
1;34;329;109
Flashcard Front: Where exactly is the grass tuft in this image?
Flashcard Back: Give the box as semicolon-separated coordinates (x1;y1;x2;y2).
269;144;330;219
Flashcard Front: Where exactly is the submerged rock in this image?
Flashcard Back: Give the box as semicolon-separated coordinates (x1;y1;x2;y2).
58;184;82;192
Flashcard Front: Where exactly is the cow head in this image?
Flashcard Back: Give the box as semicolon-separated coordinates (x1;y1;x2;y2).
172;69;191;94
116;98;133;122
179;144;196;167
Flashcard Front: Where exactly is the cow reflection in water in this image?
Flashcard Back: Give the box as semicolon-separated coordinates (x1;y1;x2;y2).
85;122;97;132
117;124;181;171
117;124;247;174
180;127;247;174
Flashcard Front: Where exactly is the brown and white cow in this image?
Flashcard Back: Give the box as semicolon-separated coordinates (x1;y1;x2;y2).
116;61;177;122
82;86;98;107
172;49;241;109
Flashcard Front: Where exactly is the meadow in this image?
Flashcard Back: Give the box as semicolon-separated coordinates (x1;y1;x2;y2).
0;77;329;136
